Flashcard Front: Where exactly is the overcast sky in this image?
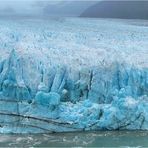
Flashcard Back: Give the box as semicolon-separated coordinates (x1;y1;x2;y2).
0;0;99;16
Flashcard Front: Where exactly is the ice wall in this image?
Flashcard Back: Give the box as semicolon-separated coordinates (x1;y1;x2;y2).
0;18;147;133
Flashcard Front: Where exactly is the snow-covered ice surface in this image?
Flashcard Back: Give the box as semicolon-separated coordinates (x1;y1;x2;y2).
0;17;147;133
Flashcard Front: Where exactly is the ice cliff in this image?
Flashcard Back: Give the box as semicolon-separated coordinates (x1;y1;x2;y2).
0;18;147;133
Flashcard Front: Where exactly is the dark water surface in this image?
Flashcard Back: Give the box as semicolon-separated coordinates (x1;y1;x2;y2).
0;131;148;147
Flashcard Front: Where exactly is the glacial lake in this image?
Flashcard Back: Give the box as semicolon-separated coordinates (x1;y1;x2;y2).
0;131;148;147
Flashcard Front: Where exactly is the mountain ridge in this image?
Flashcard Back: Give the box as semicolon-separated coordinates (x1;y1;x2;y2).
81;1;148;19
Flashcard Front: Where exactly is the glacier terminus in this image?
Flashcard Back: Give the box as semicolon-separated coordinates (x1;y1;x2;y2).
0;18;147;133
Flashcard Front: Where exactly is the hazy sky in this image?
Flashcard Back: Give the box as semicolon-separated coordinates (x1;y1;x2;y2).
0;0;99;16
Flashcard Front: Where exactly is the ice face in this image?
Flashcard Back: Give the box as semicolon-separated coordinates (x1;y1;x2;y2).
0;18;147;133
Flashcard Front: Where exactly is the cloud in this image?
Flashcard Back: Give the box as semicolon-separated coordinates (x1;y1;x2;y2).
0;0;42;15
0;6;16;15
43;1;98;16
0;0;99;16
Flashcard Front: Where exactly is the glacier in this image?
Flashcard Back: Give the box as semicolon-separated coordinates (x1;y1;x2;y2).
0;18;147;133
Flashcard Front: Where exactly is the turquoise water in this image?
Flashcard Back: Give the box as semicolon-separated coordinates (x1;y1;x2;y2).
0;131;148;147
